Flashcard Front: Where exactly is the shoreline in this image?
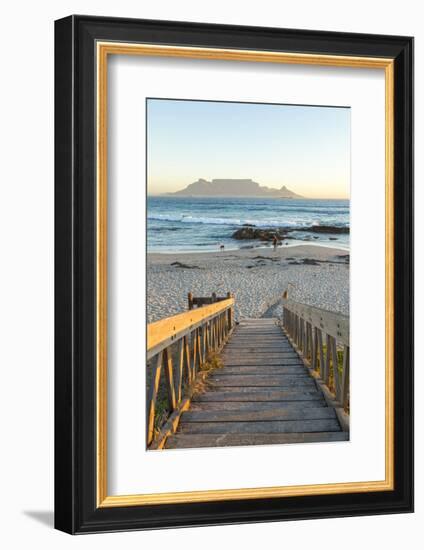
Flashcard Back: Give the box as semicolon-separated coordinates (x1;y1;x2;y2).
147;241;349;256
147;245;349;323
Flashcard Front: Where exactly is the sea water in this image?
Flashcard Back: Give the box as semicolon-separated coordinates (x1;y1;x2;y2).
147;196;349;253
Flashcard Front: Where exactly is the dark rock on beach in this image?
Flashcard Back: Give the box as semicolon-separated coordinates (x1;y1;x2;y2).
231;224;349;241
302;225;349;234
171;261;200;269
232;227;285;241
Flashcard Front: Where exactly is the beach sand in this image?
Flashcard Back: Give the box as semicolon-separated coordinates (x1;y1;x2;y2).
147;245;349;323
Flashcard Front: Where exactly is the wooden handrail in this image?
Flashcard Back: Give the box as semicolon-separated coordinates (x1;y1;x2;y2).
146;294;235;447
282;297;349;346
282;294;350;413
147;297;234;359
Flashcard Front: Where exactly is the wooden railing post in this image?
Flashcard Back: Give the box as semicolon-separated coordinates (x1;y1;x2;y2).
188;292;193;310
227;291;233;330
146;351;163;445
341;345;350;409
312;326;318;370
163;347;177;411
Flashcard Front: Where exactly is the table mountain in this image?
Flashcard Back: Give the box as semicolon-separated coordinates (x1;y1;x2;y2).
170;179;303;198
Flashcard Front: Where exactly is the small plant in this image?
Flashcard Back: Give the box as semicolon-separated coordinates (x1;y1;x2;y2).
153;395;170;435
200;352;223;373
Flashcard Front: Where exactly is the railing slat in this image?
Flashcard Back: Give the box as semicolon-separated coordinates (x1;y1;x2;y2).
312;326;318;369
330;336;342;401
163;347;177;411
176;339;184;404
341;345;350;409
317;328;325;378
192;330;198;378
184;335;192;384
146;351;163;445
324;334;331;386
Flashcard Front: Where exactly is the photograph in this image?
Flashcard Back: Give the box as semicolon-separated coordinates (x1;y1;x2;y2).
146;98;351;450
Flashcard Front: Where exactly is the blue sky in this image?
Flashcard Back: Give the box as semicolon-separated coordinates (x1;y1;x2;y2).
147;98;350;198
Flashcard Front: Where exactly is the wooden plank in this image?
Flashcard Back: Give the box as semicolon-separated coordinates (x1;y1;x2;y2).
224;351;294;355
317;327;325;379
163;347;177;410
183;335;192;384
341;345;350;409
312;326;318;371
182;407;337;422
235;328;282;330
195;390;324;402
230;337;285;341
331;336;342;401
324;333;331;385
223;352;300;357
147;297;234;353
226;342;292;346
224;339;290;344
230;340;287;343
190;400;327;411
224;344;293;349
175;339;184;403
222;358;302;366
146;351;163;445
208;383;317;393
179;419;341;434
165;432;349;449
209;375;314;386
223;352;300;358
216;366;308;375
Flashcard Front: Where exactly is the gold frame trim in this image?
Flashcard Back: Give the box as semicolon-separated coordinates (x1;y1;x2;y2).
96;42;395;508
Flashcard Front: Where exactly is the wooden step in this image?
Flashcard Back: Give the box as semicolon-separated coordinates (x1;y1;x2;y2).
209;378;316;390
190;400;327;411
222;359;303;366
223;353;301;360
182;406;336;422
219;366;308;375
194;390;323;402
178;418;341;434
208;385;317;394
210;373;312;382
165;432;349;449
224;348;293;353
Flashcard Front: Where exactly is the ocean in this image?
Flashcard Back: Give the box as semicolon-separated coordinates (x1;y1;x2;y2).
147;196;349;253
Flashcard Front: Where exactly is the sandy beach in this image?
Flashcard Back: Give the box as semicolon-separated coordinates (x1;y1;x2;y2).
147;245;349;323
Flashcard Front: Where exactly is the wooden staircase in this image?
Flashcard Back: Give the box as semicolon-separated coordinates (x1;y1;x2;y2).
165;318;348;449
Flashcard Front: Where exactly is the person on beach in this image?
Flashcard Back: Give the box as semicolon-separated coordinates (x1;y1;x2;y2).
272;235;278;252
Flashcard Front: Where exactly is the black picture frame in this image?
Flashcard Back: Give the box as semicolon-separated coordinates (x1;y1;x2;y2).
55;15;414;534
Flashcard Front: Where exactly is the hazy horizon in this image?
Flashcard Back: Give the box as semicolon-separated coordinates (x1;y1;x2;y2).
147;99;350;199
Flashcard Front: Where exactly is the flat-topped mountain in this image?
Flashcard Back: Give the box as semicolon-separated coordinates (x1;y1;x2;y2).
170;179;303;198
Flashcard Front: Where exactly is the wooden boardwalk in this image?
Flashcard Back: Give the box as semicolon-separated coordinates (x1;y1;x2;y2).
165;318;348;449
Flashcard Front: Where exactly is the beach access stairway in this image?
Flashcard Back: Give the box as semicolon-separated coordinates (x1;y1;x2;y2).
147;293;349;450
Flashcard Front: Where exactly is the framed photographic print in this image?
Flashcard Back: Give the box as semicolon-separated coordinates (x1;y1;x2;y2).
54;15;414;533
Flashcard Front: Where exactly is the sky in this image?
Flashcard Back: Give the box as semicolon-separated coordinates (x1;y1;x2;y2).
147;99;350;199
